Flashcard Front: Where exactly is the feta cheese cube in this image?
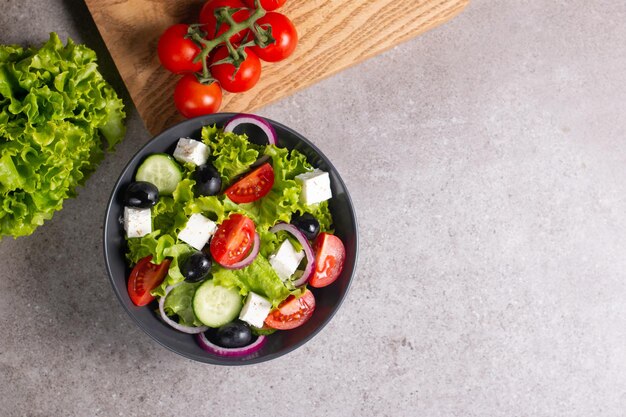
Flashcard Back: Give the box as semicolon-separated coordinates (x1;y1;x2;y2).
269;239;305;281
124;207;152;238
177;213;217;250
239;292;272;328
173;138;209;166
295;169;332;205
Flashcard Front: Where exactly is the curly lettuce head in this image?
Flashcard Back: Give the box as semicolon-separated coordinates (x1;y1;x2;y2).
0;33;125;238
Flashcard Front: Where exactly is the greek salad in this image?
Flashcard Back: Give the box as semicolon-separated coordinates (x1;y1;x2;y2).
121;114;346;357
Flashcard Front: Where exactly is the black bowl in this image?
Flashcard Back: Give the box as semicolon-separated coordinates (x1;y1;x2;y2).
103;113;358;365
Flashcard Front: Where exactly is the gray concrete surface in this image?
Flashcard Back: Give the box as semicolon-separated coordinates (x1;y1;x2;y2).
1;0;626;415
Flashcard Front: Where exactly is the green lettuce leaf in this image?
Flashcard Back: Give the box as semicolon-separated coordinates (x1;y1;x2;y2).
163;281;203;327
212;255;292;307
201;126;333;232
201;125;261;184
250;325;277;336
0;33;126;239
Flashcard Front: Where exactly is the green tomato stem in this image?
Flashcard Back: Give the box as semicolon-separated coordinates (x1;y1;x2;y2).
225;40;239;61
191;2;267;79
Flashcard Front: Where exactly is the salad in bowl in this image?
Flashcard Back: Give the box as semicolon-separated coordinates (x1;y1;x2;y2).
104;114;357;364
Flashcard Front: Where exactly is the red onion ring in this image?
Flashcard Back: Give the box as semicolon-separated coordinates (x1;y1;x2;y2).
221;232;260;270
196;332;267;357
269;223;315;286
158;283;209;334
224;114;277;146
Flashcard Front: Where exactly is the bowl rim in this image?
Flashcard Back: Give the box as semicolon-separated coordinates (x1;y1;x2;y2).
103;113;359;365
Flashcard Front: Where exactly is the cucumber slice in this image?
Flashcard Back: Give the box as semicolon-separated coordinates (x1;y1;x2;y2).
135;153;182;195
193;280;243;327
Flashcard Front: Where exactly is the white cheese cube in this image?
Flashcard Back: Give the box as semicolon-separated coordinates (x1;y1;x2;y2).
295;169;332;205
124;207;152;238
177;213;217;250
173;138;209;166
269;239;305;281
239;292;272;328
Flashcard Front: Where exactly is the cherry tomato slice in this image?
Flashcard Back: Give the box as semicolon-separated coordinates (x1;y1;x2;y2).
127;256;171;306
264;289;316;330
308;233;345;288
210;214;256;267
225;163;274;204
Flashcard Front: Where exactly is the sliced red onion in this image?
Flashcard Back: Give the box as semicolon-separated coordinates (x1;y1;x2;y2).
269;223;315;286
221;232;260;270
196;332;266;357
158;283;208;334
224;114;277;146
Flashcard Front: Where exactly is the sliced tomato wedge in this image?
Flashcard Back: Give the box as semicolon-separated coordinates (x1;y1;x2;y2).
225;163;274;204
210;214;256;266
127;256;171;306
264;289;316;330
308;233;346;288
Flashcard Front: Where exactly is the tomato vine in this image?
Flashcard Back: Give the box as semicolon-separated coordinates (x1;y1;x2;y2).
158;0;297;116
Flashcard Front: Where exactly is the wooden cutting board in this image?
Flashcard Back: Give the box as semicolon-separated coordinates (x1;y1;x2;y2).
85;0;469;135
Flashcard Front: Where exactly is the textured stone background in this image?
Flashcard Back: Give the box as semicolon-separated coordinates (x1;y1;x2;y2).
1;1;625;416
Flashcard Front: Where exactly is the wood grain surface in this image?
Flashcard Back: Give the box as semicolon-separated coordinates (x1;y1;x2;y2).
85;0;469;135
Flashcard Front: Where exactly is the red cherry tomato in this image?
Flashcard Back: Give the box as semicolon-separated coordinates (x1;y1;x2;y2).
127;256;171;306
210;214;256;267
174;74;223;118
242;0;286;11
250;12;297;62
199;0;251;43
210;46;261;93
308;233;346;288
157;24;203;74
225;163;274;204
264;289;315;330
